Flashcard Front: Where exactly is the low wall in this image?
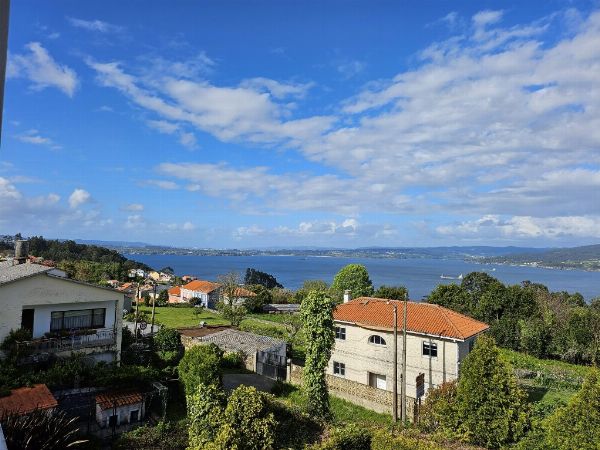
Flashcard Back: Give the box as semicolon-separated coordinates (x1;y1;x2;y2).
290;363;417;420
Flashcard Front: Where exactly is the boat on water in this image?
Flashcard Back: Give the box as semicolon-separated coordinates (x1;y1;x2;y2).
440;273;464;280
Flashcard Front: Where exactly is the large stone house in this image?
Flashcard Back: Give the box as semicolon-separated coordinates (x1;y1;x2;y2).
328;296;488;415
0;261;124;363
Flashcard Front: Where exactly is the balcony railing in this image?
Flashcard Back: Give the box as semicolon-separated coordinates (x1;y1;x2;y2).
16;328;116;354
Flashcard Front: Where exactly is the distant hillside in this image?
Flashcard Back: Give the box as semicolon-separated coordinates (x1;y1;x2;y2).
483;244;600;271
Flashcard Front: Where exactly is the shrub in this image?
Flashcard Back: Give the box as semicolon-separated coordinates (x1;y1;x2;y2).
208;385;277;450
187;383;226;448
178;344;223;396
371;429;446;450
1;408;86;449
1;328;33;360
418;381;458;434
154;327;181;352
115;420;188;450
314;424;372;449
222;351;245;369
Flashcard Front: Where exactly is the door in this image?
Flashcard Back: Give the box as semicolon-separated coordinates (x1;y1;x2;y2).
108;414;118;428
21;309;34;333
130;409;139;422
368;372;387;390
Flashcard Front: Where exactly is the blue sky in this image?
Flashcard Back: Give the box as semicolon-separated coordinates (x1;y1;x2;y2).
1;0;600;248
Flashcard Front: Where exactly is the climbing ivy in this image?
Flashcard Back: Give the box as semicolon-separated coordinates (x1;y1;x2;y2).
300;290;336;420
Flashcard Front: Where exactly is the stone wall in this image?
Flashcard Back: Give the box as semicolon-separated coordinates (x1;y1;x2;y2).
290;363;417;420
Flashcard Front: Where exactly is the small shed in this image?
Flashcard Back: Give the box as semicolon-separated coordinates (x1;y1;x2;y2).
262;303;300;314
95;390;144;428
197;329;287;377
0;384;57;417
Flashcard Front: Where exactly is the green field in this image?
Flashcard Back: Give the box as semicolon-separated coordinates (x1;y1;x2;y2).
500;348;590;406
137;306;229;327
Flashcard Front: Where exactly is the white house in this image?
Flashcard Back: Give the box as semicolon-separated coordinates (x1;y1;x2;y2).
328;296;488;415
0;261;124;363
180;280;221;307
95;390;145;428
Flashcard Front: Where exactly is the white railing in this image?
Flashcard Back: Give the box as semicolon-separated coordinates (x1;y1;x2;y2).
16;328;116;354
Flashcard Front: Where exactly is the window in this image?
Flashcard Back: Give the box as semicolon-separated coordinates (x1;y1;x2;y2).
422;341;438;357
130;410;139;422
50;308;106;331
335;326;346;340
333;361;345;376
368;372;387;390
368;335;387;345
108;414;118;428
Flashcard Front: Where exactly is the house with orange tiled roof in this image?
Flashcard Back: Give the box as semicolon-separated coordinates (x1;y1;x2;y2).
179;280;257;308
0;384;57;417
167;285;182;304
327;295;488;416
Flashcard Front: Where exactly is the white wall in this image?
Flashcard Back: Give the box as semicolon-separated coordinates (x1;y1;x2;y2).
329;323;464;398
95;401;144;427
0;273;124;361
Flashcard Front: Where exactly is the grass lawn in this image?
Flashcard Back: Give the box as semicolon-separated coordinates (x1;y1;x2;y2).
500;348;590;407
274;383;392;426
137;306;230;328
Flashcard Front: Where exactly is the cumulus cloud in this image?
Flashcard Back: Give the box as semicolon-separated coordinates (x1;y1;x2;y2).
15;129;61;149
68;188;91;209
8;42;78;96
125;214;146;229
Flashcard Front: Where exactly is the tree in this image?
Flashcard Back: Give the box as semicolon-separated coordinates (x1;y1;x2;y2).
301;290;336;419
142;291;151;307
244;268;283;289
153;327;181;352
157;289;169;306
331;264;374;301
427;283;474;315
454;335;530;448
461;272;500;300
217;272;248;326
209;385;277;450
178;344;223;396
373;285;408;300
188;383;226;449
159;266;175;275
294;279;329;303
246;284;273;312
543;369;600;450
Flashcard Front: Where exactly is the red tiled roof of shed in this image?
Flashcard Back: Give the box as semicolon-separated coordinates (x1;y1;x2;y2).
0;384;57;416
334;297;489;340
95;390;143;411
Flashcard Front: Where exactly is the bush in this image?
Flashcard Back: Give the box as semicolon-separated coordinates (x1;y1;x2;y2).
418;381;458;434
314;424;372;449
115;420;188;450
178;344;223;396
208;385;277;450
1;328;33;360
222;351;245;369
154;327;181;352
371;429;446;450
188;383;226;448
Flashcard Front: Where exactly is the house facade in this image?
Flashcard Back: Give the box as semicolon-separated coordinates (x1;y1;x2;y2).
328;297;488;415
180;280;221;307
0;262;124;363
95;390;145;428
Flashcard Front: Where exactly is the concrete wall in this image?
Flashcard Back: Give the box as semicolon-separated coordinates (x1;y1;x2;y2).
329;323;464;399
0;273;123;361
289;363;417;419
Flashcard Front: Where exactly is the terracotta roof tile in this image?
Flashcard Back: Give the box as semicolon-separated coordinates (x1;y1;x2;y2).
334;297;489;340
95;390;143;411
168;286;181;295
0;384;57;416
183;280;220;293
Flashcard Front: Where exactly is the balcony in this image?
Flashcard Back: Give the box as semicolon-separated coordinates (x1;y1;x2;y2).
16;328;116;355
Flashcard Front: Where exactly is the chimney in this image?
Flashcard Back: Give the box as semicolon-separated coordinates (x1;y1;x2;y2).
14;239;29;265
343;290;352;303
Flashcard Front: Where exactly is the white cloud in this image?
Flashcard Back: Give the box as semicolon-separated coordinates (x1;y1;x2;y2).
160;221;197;232
436;215;600;240
8;42;78;96
67;17;123;33
68;188;91;209
15;129;61;149
146;120;197;149
122;203;144;212
125;214;146;229
145;179;179;190
336;60;366;79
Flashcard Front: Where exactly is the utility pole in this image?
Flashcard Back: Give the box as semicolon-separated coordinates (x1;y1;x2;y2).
133;281;140;340
151;281;157;334
392;303;398;422
401;293;408;422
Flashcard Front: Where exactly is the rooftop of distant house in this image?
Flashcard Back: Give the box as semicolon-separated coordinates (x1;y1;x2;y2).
168;285;181;296
182;279;221;293
334;297;489;341
197;328;285;354
0;384;57;416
